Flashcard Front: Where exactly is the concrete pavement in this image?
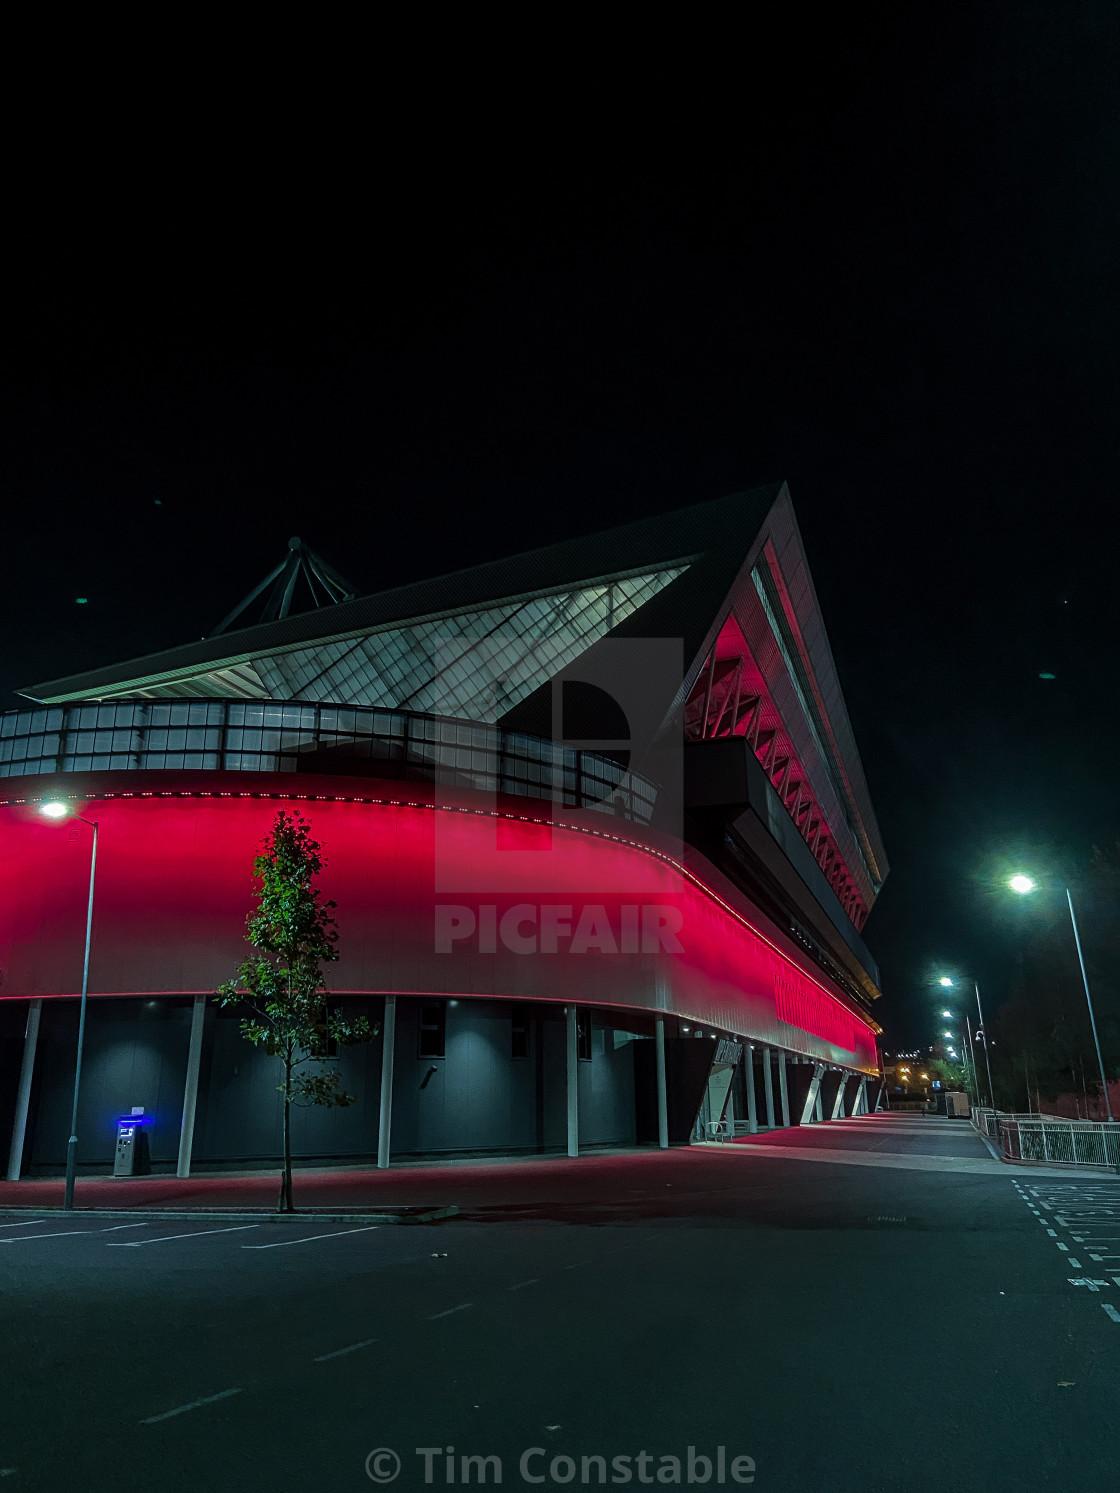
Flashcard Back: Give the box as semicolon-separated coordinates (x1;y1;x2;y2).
2;1114;1120;1490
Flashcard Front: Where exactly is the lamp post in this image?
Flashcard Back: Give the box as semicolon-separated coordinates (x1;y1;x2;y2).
39;801;99;1209
940;977;996;1109
941;1009;977;1103
965;1014;979;1104
972;982;997;1114
1010;874;1114;1124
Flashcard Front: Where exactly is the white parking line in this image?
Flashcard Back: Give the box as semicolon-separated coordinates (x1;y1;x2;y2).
0;1230;94;1243
427;1303;474;1320
1103;1304;1120;1324
507;1278;540;1291
313;1337;379;1362
0;1221;45;1230
100;1223;149;1232
109;1225;259;1248
242;1226;379;1251
140;1387;242;1424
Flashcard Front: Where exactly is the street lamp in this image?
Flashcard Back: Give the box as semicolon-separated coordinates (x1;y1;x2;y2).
940;976;996;1110
38;800;99;1209
1010;873;1114;1124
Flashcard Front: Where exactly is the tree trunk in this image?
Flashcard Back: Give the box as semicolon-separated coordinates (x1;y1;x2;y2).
279;1047;294;1212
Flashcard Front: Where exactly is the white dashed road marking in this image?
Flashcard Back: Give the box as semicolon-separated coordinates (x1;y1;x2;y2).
109;1225;260;1248
313;1337;379;1362
427;1303;474;1320
242;1227;380;1250
140;1388;242;1425
0;1230;94;1243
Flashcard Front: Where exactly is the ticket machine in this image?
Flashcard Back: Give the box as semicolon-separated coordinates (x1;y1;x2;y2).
113;1112;151;1176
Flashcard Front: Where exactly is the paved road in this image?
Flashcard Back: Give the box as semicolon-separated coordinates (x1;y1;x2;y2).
2;1115;1119;1491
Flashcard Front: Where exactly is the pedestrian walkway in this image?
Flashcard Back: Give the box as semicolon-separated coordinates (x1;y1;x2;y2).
731;1113;1115;1178
4;1114;1107;1217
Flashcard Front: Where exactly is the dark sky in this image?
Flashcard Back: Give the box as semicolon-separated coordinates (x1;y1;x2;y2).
3;7;1117;1046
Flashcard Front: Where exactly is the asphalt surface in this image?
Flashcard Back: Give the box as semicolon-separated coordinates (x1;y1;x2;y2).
3;1115;1119;1492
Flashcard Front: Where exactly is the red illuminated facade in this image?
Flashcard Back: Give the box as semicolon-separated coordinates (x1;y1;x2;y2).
0;484;888;1174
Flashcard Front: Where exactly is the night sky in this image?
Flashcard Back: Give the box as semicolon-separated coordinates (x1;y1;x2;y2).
4;8;1117;1047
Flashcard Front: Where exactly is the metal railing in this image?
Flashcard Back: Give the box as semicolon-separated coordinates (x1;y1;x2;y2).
972;1107;1120;1170
0;699;659;823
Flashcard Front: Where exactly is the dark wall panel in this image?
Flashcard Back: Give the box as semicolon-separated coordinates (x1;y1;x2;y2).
29;997;193;1167
193;1000;384;1163
578;1022;638;1146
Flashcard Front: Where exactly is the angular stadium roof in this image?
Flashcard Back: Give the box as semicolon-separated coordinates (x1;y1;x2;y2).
19;483;887;897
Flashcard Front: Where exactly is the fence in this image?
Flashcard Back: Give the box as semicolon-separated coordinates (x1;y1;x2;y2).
0;699;658;823
972;1107;1120;1170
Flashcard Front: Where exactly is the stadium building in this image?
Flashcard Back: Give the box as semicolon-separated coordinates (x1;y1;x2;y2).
0;483;888;1177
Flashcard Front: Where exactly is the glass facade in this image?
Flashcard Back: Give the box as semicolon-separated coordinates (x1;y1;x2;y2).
0;700;659;824
95;567;686;705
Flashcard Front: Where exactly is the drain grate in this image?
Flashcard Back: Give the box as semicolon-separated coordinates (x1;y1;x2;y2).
867;1215;908;1224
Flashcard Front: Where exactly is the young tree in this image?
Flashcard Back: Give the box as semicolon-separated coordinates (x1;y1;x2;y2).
927;1057;968;1094
218;809;373;1211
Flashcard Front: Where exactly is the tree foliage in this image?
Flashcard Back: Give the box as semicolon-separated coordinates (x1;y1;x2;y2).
217;808;374;1208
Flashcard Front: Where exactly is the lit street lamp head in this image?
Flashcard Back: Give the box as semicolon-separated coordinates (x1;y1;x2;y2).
1009;874;1036;895
39;801;69;819
939;976;953;987
941;1009;952;1018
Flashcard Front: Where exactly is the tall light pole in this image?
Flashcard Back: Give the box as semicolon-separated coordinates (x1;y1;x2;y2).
39;801;100;1209
973;982;997;1115
941;1008;976;1102
939;977;996;1109
1010;874;1114;1124
965;1014;979;1105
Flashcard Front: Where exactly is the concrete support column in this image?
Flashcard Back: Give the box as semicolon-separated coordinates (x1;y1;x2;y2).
762;1046;776;1128
655;1017;668;1149
744;1043;758;1134
800;1062;824;1124
377;994;397;1169
6;999;42;1182
176;994;206;1178
814;1090;824;1122
566;1005;579;1157
831;1073;849;1121
851;1076;867;1116
778;1052;790;1127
